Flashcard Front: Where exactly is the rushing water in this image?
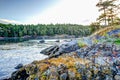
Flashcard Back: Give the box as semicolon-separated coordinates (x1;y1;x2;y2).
0;39;67;79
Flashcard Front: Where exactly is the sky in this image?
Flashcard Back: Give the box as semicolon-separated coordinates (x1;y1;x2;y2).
0;0;112;25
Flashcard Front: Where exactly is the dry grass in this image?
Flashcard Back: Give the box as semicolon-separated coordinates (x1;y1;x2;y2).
91;26;114;37
91;25;120;37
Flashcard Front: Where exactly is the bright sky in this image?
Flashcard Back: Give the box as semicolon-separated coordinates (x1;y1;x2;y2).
1;0;118;25
26;0;100;25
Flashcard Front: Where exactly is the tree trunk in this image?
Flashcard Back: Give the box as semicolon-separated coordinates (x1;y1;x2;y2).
104;8;107;26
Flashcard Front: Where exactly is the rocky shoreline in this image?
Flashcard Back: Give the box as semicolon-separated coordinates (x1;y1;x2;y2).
4;42;120;80
3;26;120;80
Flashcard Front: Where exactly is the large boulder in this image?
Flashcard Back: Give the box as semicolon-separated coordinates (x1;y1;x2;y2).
40;40;80;58
40;45;59;55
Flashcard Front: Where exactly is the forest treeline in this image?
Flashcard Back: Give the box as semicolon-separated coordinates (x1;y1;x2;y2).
0;23;92;37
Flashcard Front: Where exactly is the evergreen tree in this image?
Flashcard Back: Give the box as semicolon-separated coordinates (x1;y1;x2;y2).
96;0;120;26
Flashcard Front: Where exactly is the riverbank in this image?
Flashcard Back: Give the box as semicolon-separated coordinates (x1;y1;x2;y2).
0;35;77;44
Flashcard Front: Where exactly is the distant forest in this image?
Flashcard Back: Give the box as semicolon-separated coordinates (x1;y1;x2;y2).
0;23;92;37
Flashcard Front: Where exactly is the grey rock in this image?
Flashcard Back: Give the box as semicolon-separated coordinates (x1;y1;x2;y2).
59;40;79;53
55;40;60;42
114;75;120;80
105;75;113;80
34;77;39;80
68;71;75;80
75;62;85;69
82;75;87;80
60;73;68;80
43;69;51;76
40;45;58;55
15;63;23;69
39;39;45;43
77;68;83;74
49;66;59;80
75;48;85;58
11;69;29;80
40;40;80;57
57;64;67;74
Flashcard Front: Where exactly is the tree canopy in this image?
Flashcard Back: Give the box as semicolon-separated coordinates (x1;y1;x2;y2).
96;0;120;26
0;23;92;37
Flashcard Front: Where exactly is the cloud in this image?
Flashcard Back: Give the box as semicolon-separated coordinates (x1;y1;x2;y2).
25;0;99;25
0;18;22;24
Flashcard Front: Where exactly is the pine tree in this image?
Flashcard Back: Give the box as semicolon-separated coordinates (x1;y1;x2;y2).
96;0;120;26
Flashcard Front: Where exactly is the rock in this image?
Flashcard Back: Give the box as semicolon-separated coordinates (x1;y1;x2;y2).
75;48;84;58
105;75;113;80
40;40;80;57
10;42;120;80
103;51;112;56
49;66;59;80
75;62;85;69
116;59;120;66
117;67;120;75
87;50;98;57
82;75;87;80
77;68;83;74
85;70;92;79
114;75;120;80
111;68;118;79
57;64;67;74
68;71;75;80
48;46;60;58
15;63;23;69
43;69;51;76
39;39;45;43
11;69;29;80
108;29;120;36
59;40;79;53
60;73;68;80
11;71;18;79
34;77;39;80
40;45;58;55
25;64;39;75
55;40;60;42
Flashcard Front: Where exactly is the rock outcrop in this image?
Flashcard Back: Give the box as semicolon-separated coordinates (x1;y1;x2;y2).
10;43;120;80
9;26;120;80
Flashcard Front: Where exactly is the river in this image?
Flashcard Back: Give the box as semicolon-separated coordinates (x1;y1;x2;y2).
0;39;69;79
